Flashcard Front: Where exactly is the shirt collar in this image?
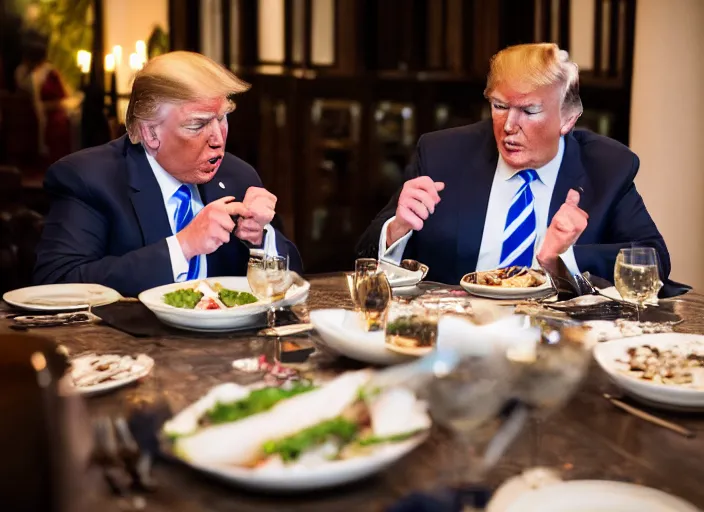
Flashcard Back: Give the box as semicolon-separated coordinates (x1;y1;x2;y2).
497;136;565;188
145;152;187;203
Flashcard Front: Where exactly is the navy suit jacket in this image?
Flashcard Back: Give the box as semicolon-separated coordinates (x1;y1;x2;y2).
34;135;302;297
357;120;678;293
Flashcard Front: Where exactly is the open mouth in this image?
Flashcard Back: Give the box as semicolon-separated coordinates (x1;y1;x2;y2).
208;156;222;165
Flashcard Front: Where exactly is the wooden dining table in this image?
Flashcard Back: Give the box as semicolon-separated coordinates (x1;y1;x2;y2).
2;273;704;512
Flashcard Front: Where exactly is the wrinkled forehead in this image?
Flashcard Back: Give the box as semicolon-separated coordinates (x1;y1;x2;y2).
167;97;233;121
489;81;563;107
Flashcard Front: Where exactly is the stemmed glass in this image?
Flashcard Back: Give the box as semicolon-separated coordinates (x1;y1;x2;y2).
511;318;593;473
614;247;663;321
423;347;528;486
247;255;292;328
416;317;591;489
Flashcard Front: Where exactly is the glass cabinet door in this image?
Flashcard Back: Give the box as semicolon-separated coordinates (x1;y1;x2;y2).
369;101;416;215
299;99;361;271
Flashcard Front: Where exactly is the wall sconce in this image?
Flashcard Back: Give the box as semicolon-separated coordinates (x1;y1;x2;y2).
128;52;144;71
135;40;147;62
112;45;123;68
76;50;91;74
104;54;115;73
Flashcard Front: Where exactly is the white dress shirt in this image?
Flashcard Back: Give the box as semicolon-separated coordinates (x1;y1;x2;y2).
379;136;581;275
146;153;207;282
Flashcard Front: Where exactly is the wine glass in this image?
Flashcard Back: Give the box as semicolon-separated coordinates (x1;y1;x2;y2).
510;317;592;473
614;247;663;320
422;345;529;487
247;255;292;328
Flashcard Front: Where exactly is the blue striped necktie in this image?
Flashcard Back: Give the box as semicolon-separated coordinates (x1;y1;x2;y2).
173;184;200;280
499;169;539;268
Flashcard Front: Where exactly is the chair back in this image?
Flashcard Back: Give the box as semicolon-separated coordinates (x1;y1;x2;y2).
0;91;39;168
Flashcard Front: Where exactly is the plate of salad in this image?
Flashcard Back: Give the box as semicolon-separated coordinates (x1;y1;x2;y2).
161;370;430;491
138;276;309;332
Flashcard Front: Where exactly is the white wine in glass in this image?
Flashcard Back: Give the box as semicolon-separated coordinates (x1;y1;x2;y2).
247;255;291;327
614;247;662;306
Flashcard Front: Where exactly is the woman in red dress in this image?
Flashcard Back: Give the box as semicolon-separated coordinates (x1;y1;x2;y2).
14;32;72;166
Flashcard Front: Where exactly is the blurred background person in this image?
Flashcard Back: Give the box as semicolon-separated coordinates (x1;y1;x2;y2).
14;29;72;166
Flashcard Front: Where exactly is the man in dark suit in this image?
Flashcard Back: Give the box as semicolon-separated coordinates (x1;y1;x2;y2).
357;43;675;292
34;51;301;297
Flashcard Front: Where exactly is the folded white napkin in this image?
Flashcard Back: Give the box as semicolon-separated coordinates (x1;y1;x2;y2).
436;314;540;358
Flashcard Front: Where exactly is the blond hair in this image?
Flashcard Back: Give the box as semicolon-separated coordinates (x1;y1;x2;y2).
484;43;582;114
125;51;250;143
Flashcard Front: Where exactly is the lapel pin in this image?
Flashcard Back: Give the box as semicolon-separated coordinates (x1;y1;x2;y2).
218;182;225;189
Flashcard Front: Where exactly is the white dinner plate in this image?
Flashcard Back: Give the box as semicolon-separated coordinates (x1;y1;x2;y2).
138;275;310;333
3;283;122;311
179;435;425;492
69;354;155;397
499;480;700;512
162;375;430;493
593;333;704;410
460;272;554;300
310;309;413;365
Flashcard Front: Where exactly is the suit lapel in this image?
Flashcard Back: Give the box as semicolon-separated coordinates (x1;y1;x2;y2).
199;179;225;277
124;139;173;245
455;128;499;277
198;174;230;205
197;168;248;277
549;132;592;223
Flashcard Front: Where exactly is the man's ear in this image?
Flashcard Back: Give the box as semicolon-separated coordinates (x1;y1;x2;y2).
139;122;161;153
560;109;581;136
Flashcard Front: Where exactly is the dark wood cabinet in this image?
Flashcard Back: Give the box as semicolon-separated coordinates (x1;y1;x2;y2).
172;0;637;272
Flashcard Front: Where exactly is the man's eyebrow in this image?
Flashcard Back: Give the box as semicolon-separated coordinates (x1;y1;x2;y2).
183;109;233;123
489;98;543;110
183;113;217;123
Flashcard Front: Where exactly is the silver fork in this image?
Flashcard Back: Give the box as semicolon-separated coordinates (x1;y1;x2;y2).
114;416;157;492
573;273;638;309
92;416;155;509
92;417;132;498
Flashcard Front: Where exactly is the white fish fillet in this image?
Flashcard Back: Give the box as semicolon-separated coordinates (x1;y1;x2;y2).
174;370;372;467
369;387;431;438
194;281;228;309
195;281;219;298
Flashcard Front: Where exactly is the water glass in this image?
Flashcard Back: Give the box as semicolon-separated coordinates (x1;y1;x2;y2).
385;300;439;353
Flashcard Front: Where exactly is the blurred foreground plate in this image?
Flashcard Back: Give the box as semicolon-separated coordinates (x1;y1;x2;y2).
497;480;699;512
179;436;425;492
